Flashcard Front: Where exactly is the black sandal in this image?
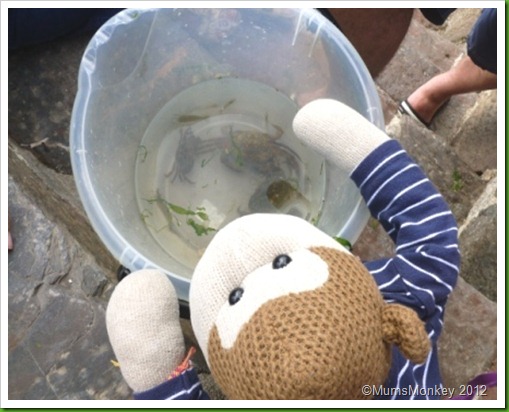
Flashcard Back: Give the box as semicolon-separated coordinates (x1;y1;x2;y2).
398;100;431;129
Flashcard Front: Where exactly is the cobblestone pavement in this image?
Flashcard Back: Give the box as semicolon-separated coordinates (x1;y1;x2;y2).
6;8;498;401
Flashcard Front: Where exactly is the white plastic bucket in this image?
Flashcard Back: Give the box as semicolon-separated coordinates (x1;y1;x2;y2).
70;8;384;301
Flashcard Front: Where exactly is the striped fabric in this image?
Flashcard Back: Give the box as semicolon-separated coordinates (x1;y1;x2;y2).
352;140;460;400
134;368;209;400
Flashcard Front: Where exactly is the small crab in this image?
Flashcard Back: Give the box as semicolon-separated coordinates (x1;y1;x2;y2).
219;125;301;179
165;127;217;184
166;121;302;184
245;178;311;218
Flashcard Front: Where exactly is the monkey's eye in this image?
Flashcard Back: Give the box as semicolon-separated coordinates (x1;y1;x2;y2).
272;254;292;269
228;287;244;305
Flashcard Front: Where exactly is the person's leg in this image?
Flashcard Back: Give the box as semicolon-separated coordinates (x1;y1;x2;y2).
402;8;497;126
467;9;497;74
405;54;497;124
323;9;414;78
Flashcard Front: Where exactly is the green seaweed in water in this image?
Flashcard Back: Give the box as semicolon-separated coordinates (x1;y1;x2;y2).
144;194;217;237
177;114;211;123
186;218;217;236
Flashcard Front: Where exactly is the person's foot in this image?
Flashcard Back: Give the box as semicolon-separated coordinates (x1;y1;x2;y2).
400;54;496;128
404;88;448;126
399;85;450;128
405;97;435;126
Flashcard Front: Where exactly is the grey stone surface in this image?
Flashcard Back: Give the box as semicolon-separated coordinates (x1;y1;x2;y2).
386;115;485;225
376;16;462;104
8;345;58;400
7;8;498;401
353;218;395;262
438;9;482;45
8;139;119;276
429;90;479;144
8;33;90;174
375;85;400;127
450;90;498;173
438;277;497;392
458;174;497;301
460;203;497;300
8;177;131;400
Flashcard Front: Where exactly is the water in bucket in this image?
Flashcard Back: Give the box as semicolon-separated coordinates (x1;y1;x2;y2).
135;78;326;272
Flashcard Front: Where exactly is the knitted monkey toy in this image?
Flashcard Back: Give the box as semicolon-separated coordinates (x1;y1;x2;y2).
106;99;459;400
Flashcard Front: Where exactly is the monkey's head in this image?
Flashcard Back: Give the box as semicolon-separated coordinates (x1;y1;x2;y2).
190;214;430;399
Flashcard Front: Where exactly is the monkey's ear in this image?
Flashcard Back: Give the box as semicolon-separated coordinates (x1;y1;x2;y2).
382;304;431;365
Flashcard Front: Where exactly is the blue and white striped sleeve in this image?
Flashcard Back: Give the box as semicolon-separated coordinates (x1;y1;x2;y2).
133;368;210;400
350;140;460;338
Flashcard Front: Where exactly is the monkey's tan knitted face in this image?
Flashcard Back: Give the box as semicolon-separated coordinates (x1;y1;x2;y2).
190;214;430;400
207;247;390;399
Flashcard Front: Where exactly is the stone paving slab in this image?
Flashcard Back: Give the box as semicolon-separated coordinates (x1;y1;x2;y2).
386;114;485;225
458;173;498;301
8;177;130;400
8;139;118;276
450;90;498;173
430;8;482;45
438;277;497;392
8;33;90;175
376;15;463;104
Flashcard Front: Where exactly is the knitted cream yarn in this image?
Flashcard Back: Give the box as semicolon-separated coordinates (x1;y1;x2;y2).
106;270;185;393
292;99;390;173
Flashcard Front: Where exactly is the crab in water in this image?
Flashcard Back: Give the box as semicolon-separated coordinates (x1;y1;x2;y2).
166;122;302;183
246;178;311;219
165;127;218;184
219;125;301;179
